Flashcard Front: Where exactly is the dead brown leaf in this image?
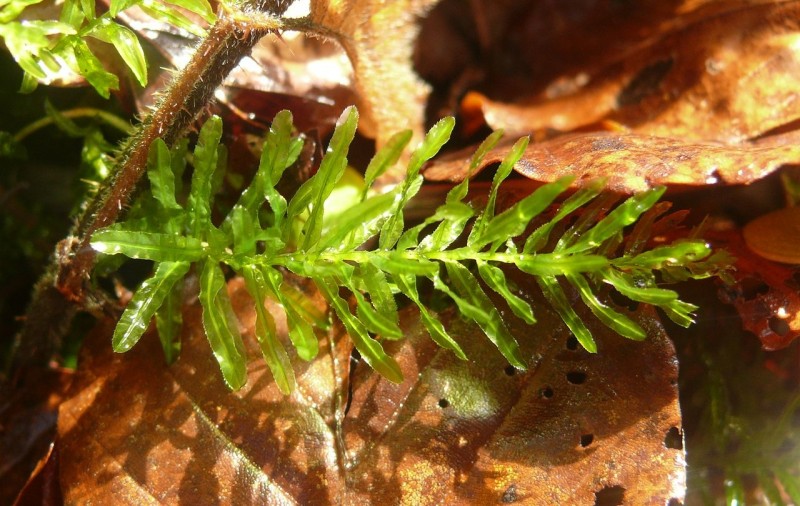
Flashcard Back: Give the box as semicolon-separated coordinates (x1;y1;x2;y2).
309;0;442;174
424;131;800;193
57;274;685;504
467;1;800;143
712;227;800;350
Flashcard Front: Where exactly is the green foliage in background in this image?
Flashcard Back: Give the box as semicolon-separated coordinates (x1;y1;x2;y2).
90;107;727;392
0;0;214;96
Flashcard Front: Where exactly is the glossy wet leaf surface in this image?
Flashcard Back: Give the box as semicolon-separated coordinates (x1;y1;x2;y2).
424;131;800;193
57;274;685;504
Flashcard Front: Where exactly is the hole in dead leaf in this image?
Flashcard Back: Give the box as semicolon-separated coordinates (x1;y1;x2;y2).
768;316;790;337
616;58;674;107
438;398;450;408
664;426;683;450
566;334;579;350
540;386;554;399
594;485;625;506
501;484;518;503
566;371;587;385
504;365;517;376
580;433;594;447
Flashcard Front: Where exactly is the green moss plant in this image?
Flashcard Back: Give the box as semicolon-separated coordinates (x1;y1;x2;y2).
90;107;726;392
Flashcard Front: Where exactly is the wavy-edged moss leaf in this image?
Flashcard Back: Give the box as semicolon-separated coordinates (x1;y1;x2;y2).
603;269;697;327
617;241;711;270
565;273;646;341
155;281;183;364
287;107;358;246
301;107;358;250
236;110;300;218
474;176;574;249
660;299;698;328
1;0;44;24
357;263;398;326
537;275;597;353
169;137;188;195
517;253;610;277
394;273;466;360
407;116;455;178
109;0;138;16
91;230;204;261
285;258;354;281
67;38;118;98
139;0;206;37
361;129;413;199
199;261;247;390
418;201;474;252
229;205;257;258
164;0;215;24
89;227;198;259
89;20;147;86
603;268;681;305
477;261;535;325
351;289;402;339
562;187;666;254
188;115;223;238
242;264;295;394
523;180;604;253
0;19;75;78
147;138;181;212
469;135;527;247
440;261;525;368
379;117;454;250
261;266;319;361
313;191;396;253
113;261;190;352
317;280;403;383
333;266;401;339
370;253;439;277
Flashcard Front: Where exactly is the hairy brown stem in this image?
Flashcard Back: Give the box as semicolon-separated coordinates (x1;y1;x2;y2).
12;4;293;372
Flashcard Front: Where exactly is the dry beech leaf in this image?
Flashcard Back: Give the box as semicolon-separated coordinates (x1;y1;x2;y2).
57;274;685;503
467;1;800;143
343;290;685;504
424;131;800;193
309;0;441;168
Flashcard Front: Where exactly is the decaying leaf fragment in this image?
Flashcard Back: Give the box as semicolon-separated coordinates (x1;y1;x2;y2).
57;273;685;503
424;131;800;193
